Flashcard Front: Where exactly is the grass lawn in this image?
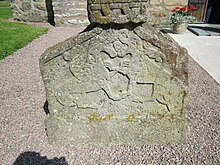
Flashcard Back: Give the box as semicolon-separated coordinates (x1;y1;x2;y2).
0;1;48;60
0;0;10;7
0;1;12;19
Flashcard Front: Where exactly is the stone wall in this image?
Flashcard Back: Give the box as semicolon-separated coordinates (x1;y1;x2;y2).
12;0;47;22
149;0;188;26
53;0;89;26
52;0;188;26
11;0;89;26
11;0;187;26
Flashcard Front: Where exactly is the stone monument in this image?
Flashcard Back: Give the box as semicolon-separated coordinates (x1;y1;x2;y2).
40;0;188;146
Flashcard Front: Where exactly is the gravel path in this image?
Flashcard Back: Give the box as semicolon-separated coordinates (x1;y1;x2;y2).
0;24;219;165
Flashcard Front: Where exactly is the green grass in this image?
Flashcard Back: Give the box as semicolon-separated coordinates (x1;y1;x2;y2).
0;6;12;20
0;1;12;20
0;1;48;60
0;1;10;7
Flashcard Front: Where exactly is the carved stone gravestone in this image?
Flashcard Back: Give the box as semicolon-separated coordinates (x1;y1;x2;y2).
40;0;188;146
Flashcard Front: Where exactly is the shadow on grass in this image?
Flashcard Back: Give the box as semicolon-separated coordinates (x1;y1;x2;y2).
13;152;68;165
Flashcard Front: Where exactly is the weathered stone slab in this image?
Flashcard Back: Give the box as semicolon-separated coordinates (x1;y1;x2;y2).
40;21;188;146
40;0;188;146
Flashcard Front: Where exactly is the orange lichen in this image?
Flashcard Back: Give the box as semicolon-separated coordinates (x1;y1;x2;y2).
88;113;114;122
127;114;136;121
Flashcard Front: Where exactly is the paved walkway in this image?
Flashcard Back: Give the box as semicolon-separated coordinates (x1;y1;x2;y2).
169;29;220;84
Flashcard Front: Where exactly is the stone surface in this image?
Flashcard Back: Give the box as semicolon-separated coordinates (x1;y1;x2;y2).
12;0;47;22
88;0;149;24
40;21;188;145
11;0;187;26
53;0;89;26
11;0;89;26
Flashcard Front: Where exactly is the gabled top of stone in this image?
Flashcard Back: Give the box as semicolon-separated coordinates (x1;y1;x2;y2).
87;0;149;24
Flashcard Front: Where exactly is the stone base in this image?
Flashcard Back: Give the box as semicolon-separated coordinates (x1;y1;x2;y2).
46;114;186;146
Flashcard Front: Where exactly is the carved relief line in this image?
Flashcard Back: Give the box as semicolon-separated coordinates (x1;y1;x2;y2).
100;71;131;102
136;82;155;97
156;98;170;112
55;90;105;110
43;31;101;64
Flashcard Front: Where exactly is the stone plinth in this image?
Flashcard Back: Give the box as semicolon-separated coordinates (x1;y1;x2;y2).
40;0;188;146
